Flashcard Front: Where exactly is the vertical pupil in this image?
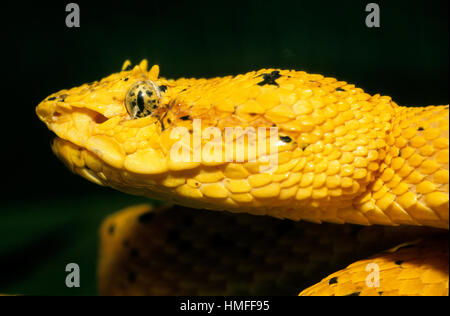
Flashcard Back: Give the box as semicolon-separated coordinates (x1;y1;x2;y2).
137;90;146;112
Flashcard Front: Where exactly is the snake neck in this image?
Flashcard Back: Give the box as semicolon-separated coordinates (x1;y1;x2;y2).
356;105;449;229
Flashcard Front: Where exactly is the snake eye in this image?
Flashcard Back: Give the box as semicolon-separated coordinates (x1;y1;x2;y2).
125;81;161;119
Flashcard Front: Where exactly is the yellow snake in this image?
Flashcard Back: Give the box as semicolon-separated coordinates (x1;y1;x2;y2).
36;59;449;296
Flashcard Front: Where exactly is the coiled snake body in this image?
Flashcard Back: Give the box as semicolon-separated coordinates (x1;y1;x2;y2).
36;60;449;295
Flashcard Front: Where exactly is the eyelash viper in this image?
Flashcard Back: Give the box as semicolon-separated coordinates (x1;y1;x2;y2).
36;60;449;296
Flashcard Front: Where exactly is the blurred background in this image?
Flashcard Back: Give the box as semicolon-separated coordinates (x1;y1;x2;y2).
1;0;448;295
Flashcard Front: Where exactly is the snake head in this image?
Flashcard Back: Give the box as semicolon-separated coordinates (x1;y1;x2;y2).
36;59;302;210
36;60;181;191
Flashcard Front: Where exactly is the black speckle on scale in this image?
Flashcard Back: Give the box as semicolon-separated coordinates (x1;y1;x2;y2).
280;135;292;143
329;277;338;285
257;71;281;86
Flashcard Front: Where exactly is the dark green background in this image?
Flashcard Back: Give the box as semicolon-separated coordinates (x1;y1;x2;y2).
1;0;448;295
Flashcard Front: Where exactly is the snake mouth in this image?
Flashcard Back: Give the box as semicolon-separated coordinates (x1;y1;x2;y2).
36;99;110;138
51;107;109;124
36;99;125;186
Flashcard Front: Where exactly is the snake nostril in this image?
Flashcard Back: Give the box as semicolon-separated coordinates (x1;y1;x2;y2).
51;111;62;121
